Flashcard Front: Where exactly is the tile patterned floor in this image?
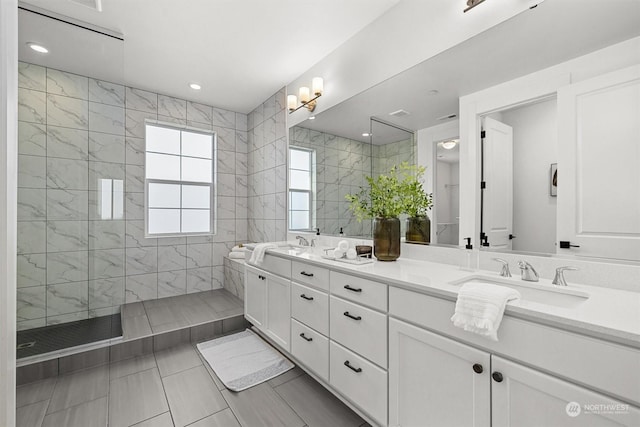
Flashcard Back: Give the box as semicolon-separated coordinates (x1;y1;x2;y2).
16;341;370;427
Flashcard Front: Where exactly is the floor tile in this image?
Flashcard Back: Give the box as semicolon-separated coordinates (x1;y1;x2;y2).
47;365;109;414
132;412;175;427
221;383;305;427
123;314;153;340
155;343;202;377
110;353;157;380
42;396;108;427
274;374;364;427
109;368;169;427
110;337;154;362
267;366;304;388
187;408;240;427
16;377;56;408
16;400;48;427
162;365;227;427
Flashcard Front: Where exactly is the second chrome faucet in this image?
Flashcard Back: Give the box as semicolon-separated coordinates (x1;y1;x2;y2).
517;260;539;282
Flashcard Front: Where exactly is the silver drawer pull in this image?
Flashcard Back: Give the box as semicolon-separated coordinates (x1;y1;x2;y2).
344;360;362;373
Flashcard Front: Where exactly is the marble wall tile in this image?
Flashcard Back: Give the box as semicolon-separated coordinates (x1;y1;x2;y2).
216;196;235;220
89;132;125;163
89;249;125;279
213;107;236;129
214;126;235;152
187;101;213;125
47;158;88;190
18;122;47;156
89;220;125;250
212;265;224;290
125;109;156;138
47;189;88;221
17;318;46;331
263;194;276;220
125;164;144;192
217;150;235;174
17;253;47;288
236;220;248;242
47;220;88;252
47;311;88;325
125;220;156;248
126;247;158;275
89;79;125;107
47;281;89;316
158;95;186;119
17;221;46;254
18;155;46;188
125;87;158;113
89;161;125;190
17;286;46;321
236;113;248;132
214;219;235;243
187;268;213;293
124;192;145;220
18;188;46;220
47;69;88;99
217;173;236;197
157;245;187;272
18;88;46;124
235;197;248;219
47;251;89;285
235;130;248;154
47;126;88;160
47;94;88;130
89;102;125;135
125;137;144;165
236;175;248;199
125;273;158;302
186;243;213;269
18;62;46;91
89;277;125;310
158;270;187;298
211;243;228;266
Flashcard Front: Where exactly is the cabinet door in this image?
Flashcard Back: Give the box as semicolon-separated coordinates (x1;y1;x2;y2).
388;318;490;427
265;274;291;351
557;65;640;261
244;267;266;329
492;356;640;427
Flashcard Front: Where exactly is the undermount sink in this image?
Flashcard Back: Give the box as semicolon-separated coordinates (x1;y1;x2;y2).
451;276;590;309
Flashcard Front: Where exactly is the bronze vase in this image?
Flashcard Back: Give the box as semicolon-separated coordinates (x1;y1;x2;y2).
373;217;401;261
406;215;431;244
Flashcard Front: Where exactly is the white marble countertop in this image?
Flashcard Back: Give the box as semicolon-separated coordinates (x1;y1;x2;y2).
246;243;640;349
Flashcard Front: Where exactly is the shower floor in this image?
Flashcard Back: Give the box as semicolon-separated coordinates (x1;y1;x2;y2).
16;314;122;359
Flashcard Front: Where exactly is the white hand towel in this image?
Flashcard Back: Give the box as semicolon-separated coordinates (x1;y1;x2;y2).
450;281;520;341
248;243;277;266
228;251;246;260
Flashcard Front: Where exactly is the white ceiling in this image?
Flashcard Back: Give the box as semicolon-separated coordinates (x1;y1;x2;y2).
18;0;399;113
299;0;640;142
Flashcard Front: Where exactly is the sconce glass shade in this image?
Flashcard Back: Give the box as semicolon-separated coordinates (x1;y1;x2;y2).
312;77;324;96
287;95;297;111
299;87;310;103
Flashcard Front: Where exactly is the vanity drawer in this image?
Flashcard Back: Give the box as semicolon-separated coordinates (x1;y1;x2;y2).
330;296;387;368
291;260;329;291
291;282;329;335
329;340;387;426
330;271;388;312
291;319;329;381
260;254;291;279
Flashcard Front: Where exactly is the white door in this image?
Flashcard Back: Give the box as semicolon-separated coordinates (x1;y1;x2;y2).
265;274;291;351
492;356;640;427
388;318;490;427
244;266;266;329
482;117;514;249
557;65;640;261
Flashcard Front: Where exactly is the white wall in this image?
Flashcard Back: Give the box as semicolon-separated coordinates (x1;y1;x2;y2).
1;0;18;424
501;98;557;254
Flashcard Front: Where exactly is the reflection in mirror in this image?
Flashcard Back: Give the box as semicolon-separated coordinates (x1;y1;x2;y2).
435;139;460;245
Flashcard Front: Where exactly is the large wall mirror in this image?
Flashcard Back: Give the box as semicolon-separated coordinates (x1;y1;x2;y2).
286;0;640;262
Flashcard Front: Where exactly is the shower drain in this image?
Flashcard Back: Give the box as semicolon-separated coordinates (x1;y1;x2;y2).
17;341;36;350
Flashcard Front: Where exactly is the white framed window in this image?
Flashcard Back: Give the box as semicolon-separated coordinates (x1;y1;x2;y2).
289;147;313;230
144;122;216;237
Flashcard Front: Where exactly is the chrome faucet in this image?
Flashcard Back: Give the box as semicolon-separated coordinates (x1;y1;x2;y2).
295;236;310;246
552;266;578;286
492;258;512;277
517;260;539;282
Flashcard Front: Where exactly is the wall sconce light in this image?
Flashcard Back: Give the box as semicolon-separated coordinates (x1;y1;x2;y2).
288;77;323;113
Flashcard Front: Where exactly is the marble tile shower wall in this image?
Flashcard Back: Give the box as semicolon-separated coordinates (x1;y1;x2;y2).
372;138;414;176
16;62;248;330
246;88;288;243
290;127;373;237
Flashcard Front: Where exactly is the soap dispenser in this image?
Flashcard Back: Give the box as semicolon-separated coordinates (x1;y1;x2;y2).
459;237;477;271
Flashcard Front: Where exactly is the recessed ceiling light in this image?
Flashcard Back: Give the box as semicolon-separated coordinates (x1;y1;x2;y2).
189;83;201;90
27;42;48;54
427;89;439;96
362;133;370;137
441;140;458;150
308;116;316;120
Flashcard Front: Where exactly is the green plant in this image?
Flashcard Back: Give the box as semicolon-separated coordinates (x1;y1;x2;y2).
346;162;433;221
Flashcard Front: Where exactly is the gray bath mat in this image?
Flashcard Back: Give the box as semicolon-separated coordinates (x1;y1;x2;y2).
197;329;294;392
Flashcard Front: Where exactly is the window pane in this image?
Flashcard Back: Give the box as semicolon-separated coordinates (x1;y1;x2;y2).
113;179;124;220
289;211;309;230
182;209;210;233
149;183;180;208
182;131;212;159
181;157;212;183
146;125;180;155
146;153;180;180
290;170;310;190
290;149;310;171
182;185;210;209
148;209;180;234
290;191;309;210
